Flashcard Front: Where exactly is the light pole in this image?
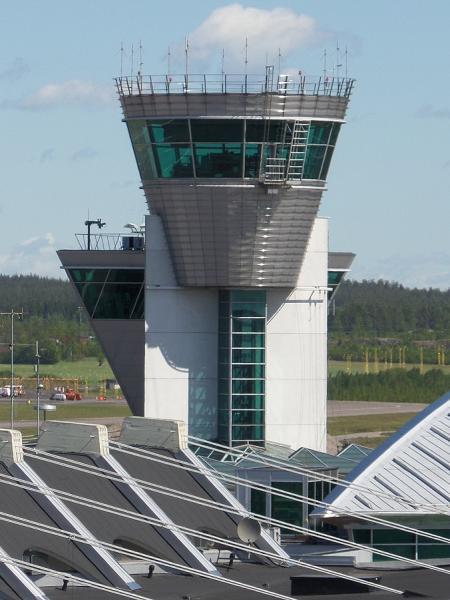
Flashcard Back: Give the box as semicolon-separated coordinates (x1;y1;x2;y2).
0;309;24;429
35;340;42;435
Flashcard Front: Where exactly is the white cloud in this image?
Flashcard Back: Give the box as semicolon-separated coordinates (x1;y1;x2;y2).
186;4;324;69
415;104;450;120
71;147;98;161
350;252;450;291
0;234;62;278
21;80;114;109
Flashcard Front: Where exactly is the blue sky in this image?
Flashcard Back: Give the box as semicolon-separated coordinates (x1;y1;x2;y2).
0;1;448;289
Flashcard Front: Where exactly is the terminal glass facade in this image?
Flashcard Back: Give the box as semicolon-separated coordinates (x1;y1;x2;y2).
127;118;340;181
69;268;144;319
218;290;266;446
352;528;450;561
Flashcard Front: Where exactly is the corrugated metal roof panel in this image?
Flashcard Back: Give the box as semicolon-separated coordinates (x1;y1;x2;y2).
312;392;450;517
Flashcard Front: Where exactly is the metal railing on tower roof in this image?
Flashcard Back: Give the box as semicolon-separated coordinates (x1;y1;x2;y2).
115;73;355;98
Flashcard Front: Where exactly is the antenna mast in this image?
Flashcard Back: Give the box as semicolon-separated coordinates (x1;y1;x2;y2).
244;37;248;75
139;40;143;73
221;48;225;77
323;48;327;80
167;46;171;76
120;42;124;76
336;40;342;79
345;45;348;78
185;36;189;76
130;43;134;78
278;48;282;75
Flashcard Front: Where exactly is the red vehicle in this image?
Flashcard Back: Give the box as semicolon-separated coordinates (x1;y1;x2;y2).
64;388;82;401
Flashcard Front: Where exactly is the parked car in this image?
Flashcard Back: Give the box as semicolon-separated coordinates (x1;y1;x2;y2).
50;392;66;402
1;385;25;397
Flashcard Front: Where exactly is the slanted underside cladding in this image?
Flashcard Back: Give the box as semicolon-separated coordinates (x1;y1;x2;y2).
120;93;349;121
144;183;323;286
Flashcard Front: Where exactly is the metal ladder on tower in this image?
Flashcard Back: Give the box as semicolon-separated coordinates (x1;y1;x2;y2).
286;121;310;181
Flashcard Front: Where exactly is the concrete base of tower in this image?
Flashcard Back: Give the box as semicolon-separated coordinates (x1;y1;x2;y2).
144;215;328;451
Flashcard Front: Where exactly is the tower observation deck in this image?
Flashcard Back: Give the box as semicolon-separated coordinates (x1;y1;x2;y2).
116;72;354;288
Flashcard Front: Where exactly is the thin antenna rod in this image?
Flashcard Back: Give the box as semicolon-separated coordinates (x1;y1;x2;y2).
323;48;327;79
278;48;282;75
120;42;124;77
185;36;189;76
244;37;248;75
167;46;171;76
221;48;225;76
139;40;143;74
130;43;134;78
345;45;348;78
336;40;342;79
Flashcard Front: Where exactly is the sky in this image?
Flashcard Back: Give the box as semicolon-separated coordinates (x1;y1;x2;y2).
0;0;449;289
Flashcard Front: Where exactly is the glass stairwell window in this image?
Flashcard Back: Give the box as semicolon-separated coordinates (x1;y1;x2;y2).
218;290;266;446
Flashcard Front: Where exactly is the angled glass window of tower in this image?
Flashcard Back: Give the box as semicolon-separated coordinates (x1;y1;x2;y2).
218;290;266;446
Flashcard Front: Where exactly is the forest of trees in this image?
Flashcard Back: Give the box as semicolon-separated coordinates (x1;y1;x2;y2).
329;368;450;403
0;275;448;367
328;280;449;364
0;275;100;364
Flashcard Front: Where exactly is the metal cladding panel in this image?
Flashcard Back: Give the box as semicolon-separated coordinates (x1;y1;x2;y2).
312;392;450;517
144;183;323;287
26;453;198;567
120;93;349;121
0;464;114;587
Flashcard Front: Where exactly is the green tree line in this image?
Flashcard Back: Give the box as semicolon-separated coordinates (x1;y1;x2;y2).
0;275;100;364
330;279;450;336
329;368;450;403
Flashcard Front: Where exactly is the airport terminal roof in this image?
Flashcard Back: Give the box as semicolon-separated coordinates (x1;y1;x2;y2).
313;392;450;518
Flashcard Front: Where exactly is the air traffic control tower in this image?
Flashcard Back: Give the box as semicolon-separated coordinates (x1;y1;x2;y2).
59;71;354;451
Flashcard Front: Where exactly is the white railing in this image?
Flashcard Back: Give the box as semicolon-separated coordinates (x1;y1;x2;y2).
115;73;354;98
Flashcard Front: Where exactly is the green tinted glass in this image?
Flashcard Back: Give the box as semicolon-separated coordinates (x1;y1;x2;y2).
232;318;265;333
232;379;264;394
107;270;144;283
232;333;265;348
418;544;450;559
147;119;189;143
75;282;103;316
69;269;108;283
232;302;266;318
154;145;193;178
232;395;264;409
194;143;242;178
244;144;261;178
232;410;264;425
94;283;143;319
328;123;341;146
303;145;326;179
127;120;151;145
373;529;415;544
272;482;303;530
251;489;266;515
191;119;243;142
131;144;158;179
232;425;264;441
320;146;335;179
232;364;264;379
308;122;333;144
131;286;145;319
232;348;265;363
231;290;266;302
328;271;344;285
352;529;371;544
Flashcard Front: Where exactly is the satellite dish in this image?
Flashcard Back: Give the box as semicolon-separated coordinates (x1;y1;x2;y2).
237;517;261;543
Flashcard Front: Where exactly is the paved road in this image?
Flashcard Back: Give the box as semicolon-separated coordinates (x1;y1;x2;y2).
327;400;426;417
